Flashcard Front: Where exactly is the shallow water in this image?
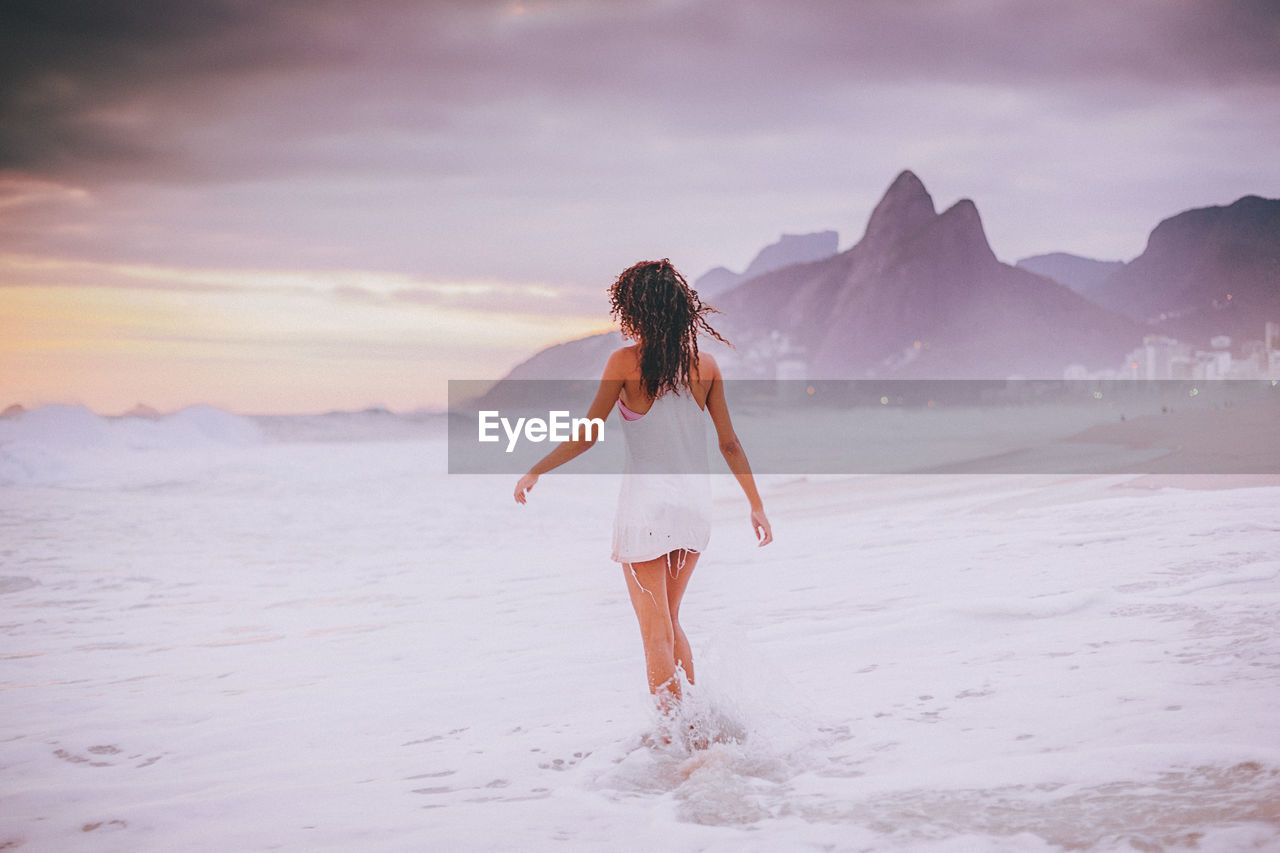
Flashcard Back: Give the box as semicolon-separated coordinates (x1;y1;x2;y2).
2;415;1279;851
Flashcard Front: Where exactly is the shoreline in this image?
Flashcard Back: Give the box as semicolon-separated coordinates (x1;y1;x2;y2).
1063;395;1280;489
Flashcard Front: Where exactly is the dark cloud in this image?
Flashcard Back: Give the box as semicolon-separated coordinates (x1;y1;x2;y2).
3;0;1277;180
0;0;1277;289
0;0;452;176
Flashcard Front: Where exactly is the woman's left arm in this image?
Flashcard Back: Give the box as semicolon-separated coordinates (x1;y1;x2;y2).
514;354;625;504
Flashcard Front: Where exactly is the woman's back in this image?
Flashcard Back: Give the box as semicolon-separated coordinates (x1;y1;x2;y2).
611;384;713;565
616;387;710;475
614;342;712;413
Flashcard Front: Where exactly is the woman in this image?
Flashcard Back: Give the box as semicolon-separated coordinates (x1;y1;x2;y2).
514;258;772;717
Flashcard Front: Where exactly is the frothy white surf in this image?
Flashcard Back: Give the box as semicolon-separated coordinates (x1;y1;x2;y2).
1;410;1277;851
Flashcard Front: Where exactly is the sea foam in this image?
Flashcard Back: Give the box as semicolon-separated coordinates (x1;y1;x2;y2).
0;404;262;485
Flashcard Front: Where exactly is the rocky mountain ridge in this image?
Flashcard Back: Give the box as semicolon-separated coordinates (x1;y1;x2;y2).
497;172;1276;383
694;230;839;298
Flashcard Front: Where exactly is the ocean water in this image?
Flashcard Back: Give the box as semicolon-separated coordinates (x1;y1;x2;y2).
1;407;1278;851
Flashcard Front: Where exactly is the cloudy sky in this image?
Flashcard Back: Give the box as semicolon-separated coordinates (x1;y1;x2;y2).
2;0;1278;413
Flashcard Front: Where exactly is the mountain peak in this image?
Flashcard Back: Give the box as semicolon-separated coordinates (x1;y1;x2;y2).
862;170;936;249
694;229;840;297
886;169;925;191
741;230;839;279
940;197;980;226
931;199;998;266
1100;192;1280;334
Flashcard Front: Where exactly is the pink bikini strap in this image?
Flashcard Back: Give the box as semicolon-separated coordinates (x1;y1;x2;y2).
616;398;645;421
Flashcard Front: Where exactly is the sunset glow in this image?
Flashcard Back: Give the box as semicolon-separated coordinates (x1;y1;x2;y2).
0;255;606;413
1;1;1276;413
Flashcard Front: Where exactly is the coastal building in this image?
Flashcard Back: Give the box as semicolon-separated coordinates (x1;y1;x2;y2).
1122;335;1190;379
1194;342;1233;379
1093;321;1280;380
1266;322;1280;377
1062;363;1089;381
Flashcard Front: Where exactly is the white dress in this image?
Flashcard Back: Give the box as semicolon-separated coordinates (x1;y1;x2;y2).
610;389;713;564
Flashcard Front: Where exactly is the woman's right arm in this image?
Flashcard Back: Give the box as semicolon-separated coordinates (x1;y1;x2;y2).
514;349;626;504
703;356;773;546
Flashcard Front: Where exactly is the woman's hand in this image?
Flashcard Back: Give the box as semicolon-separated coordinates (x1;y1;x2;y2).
514;472;538;504
751;507;773;546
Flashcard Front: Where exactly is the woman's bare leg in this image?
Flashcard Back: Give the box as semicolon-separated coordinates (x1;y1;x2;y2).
622;555;679;706
665;550;700;685
622;550;702;707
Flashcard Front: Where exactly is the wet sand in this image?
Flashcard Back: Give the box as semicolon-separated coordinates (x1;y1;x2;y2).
1062;395;1280;487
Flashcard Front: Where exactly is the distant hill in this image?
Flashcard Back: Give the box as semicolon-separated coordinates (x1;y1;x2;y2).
490;230;840;388
1016;252;1125;302
496;173;1278;383
501;330;624;381
1085;195;1280;345
694;231;839;298
713;171;1140;378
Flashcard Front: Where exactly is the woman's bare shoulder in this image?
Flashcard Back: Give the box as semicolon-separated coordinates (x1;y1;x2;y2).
695;350;722;380
609;344;641;365
603;345;640;378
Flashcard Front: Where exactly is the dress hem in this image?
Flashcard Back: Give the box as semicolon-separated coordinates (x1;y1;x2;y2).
611;545;704;565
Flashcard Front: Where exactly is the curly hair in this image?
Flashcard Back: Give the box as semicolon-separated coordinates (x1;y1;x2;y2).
608;258;728;400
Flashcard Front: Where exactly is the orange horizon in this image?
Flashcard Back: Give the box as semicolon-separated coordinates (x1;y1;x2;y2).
0;254;614;415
